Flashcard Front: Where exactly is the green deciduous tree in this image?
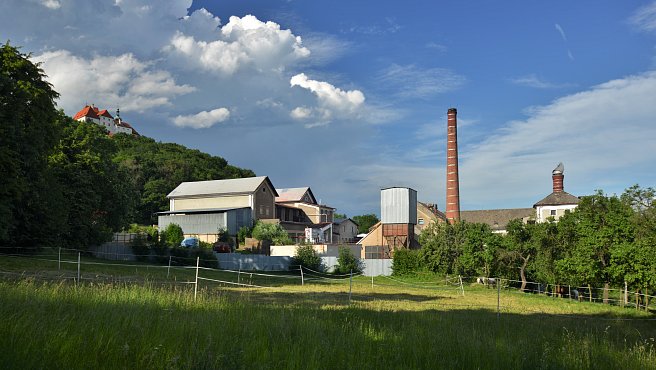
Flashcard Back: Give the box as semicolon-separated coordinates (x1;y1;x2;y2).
251;222;292;245
556;191;635;302
49;116;133;247
334;246;363;274
160;223;184;247
0;43;62;248
293;244;322;271
352;214;379;234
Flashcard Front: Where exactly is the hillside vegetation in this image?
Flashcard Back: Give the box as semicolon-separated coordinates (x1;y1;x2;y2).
0;43;254;250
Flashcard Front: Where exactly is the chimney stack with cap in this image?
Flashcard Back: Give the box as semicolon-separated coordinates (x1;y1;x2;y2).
446;108;461;223
552;162;564;193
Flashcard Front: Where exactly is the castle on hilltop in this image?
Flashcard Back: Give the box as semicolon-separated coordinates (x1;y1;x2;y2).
73;104;139;136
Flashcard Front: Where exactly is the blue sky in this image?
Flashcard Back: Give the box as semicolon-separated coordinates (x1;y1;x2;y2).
2;0;656;216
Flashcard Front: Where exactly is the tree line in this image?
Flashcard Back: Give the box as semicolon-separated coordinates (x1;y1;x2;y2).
0;43;254;250
394;186;656;298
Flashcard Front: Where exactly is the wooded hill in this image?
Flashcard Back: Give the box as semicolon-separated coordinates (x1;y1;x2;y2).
0;43;254;249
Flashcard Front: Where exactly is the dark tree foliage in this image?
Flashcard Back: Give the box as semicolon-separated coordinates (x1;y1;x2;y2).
352;214;379;234
112;134;256;224
0;43;61;248
48;116;133;247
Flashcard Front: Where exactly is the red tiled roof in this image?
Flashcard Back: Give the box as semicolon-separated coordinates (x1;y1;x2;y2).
97;109;113;119
73;105;99;120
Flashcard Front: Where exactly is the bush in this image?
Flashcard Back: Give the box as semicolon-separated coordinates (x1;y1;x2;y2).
129;234;150;262
160;223;184;247
334;246;363;274
292;245;322;271
252;222;292;245
237;226;252;246
392;249;421;276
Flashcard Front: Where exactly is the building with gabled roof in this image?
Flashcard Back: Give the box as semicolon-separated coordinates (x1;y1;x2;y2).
72;105;138;135
274;186;336;243
158;176;278;243
533;163;580;222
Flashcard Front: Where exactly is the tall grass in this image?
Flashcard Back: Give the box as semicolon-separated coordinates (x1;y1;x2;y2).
0;253;655;369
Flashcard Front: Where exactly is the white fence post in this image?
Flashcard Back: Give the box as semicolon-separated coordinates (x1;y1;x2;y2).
238;260;242;285
194;256;199;302
58;247;61;270
167;255;172;279
497;278;501;319
459;275;465;296
349;269;353;304
77;252;81;285
300;266;304;286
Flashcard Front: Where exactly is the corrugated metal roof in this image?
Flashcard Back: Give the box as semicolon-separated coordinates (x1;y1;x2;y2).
167;176;276;198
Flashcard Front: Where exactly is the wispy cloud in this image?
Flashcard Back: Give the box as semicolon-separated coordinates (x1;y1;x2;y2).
554;23;575;60
342;17;401;35
425;42;447;52
459;71;656;207
377;64;466;99
510;74;574;89
555;23;568;41
630;2;656;32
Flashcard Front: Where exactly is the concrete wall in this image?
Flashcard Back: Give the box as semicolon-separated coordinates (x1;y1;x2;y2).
216;253;292;271
270;244;362;258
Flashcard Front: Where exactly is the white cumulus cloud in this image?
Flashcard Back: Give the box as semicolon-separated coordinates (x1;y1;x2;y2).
167;14;310;75
32;50;194;113
40;0;60;9
172;108;231;129
290;73;364;112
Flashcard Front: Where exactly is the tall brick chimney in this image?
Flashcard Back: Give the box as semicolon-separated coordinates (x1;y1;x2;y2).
446;108;460;223
552;162;564;193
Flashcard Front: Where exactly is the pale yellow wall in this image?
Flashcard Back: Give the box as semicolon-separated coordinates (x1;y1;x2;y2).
295;203;321;223
173;195;250;210
358;223;383;250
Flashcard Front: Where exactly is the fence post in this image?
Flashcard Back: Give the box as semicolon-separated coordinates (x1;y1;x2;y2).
58;247;61;271
77;252;81;285
167;255;172;279
459;275;465;296
194;256;199;302
238;260;242;285
588;285;592;303
497;277;501;319
300;266;304;286
371;273;374;289
624;281;628;306
349;269;353;304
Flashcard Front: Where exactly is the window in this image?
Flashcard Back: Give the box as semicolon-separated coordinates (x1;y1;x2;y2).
418;218;425;225
550;210;557;216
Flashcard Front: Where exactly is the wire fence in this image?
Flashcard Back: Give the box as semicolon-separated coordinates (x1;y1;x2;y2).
0;249;654;321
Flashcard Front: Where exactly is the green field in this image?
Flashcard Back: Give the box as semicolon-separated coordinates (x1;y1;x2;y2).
0;252;655;369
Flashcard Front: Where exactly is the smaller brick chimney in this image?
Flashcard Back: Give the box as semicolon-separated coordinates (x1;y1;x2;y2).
552;162;564;193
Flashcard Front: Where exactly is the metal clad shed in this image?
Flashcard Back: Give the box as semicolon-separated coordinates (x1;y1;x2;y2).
380;187;417;224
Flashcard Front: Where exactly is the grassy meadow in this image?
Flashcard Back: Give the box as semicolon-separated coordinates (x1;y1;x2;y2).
0;252;655;369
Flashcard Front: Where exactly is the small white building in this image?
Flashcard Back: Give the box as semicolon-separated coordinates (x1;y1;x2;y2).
533;163;580;222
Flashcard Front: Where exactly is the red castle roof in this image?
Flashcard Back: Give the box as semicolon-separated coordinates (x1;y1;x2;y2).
73;105;99;120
